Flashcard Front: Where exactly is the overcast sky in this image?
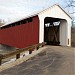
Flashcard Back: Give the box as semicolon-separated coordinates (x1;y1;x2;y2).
0;0;74;23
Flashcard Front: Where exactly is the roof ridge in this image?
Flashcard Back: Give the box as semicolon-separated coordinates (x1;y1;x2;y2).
0;4;72;27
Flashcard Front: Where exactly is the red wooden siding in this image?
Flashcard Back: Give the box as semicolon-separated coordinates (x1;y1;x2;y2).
0;16;39;48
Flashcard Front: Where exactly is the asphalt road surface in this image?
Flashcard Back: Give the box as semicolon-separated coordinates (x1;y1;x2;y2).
0;46;75;75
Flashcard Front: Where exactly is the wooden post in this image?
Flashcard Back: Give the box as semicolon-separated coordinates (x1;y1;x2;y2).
35;45;39;50
29;50;32;54
16;53;20;59
0;59;2;65
36;46;39;50
42;44;44;47
0;54;3;65
42;42;46;47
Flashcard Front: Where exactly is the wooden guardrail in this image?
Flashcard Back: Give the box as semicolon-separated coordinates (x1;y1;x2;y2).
0;42;46;65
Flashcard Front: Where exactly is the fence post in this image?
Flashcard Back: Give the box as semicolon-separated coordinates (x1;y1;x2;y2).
0;59;2;65
0;54;3;65
16;53;20;59
36;46;39;50
42;42;46;47
29;50;32;54
35;45;39;50
42;44;44;47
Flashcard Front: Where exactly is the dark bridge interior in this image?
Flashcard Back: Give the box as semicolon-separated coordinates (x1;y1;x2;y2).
44;17;61;45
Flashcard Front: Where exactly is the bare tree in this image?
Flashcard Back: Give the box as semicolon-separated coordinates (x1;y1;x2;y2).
65;0;75;7
64;0;75;25
65;0;75;13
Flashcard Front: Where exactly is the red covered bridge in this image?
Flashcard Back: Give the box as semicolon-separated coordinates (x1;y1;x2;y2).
0;4;72;48
0;16;39;48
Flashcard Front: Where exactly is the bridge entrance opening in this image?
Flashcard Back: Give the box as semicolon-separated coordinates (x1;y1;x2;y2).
44;17;61;45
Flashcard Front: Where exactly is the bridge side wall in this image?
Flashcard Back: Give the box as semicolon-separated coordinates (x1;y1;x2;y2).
0;16;39;48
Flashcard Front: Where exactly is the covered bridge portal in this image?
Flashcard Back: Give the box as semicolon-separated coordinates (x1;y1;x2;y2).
44;17;63;45
0;4;72;48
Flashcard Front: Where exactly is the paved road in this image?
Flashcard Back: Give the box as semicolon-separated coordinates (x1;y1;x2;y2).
0;46;75;75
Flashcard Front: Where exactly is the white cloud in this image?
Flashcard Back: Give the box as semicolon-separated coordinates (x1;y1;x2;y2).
0;6;26;18
0;0;73;23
